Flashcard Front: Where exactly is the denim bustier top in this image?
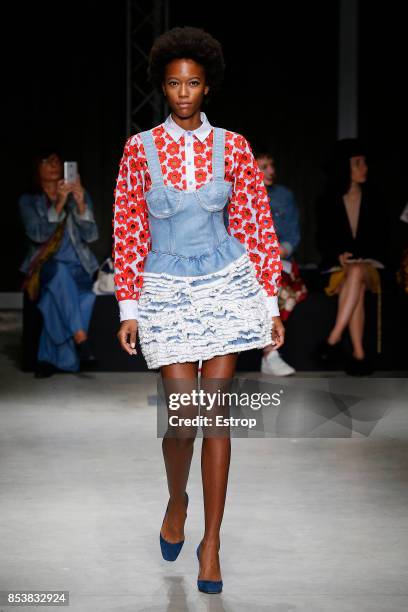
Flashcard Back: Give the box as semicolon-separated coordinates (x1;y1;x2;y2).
139;126;246;277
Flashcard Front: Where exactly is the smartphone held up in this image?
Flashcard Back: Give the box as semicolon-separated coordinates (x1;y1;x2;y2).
64;161;78;184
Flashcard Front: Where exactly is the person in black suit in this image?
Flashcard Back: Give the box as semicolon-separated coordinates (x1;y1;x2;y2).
315;139;388;375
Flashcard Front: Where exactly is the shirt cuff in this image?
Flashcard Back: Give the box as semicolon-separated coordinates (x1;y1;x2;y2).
73;204;95;222
119;299;139;322
281;241;294;257
260;287;280;317
47;205;66;222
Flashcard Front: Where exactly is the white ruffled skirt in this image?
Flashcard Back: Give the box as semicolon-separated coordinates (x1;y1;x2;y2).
137;251;274;369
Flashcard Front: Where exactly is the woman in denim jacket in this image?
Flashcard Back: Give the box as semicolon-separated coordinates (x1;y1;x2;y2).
19;148;100;377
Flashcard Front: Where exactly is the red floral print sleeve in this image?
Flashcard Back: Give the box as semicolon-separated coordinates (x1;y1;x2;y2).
226;134;282;317
112;136;151;322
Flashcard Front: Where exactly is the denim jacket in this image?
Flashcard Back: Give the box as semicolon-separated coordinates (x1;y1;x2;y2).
266;184;300;260
18;190;100;276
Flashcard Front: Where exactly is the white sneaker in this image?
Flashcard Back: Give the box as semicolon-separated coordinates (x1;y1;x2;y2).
261;350;295;376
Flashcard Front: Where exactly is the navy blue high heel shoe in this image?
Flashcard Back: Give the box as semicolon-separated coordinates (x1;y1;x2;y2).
196;542;223;594
159;491;189;561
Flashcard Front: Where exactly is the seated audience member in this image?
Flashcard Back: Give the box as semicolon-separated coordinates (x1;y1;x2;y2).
19;147;100;377
396;201;408;293
315;138;388;376
256;150;307;376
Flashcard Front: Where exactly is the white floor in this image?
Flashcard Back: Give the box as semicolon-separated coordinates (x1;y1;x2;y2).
1;312;408;611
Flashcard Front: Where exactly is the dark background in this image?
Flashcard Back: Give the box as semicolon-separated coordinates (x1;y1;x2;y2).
3;1;407;291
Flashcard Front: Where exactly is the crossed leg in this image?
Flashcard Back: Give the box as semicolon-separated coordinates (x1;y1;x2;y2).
327;262;370;358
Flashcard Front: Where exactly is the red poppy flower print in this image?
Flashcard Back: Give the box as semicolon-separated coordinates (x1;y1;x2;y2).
115;272;127;286
115;241;125;255
244;222;257;235
155;136;166;150
250;252;261;265
125;251;137;264
168;156;182;170
234;135;246;151
237;192;249;206
115;211;127;225
227;135;281;297
166;141;180;156
125;235;137;248
244;167;255;180
195;155;206;168
194;140;205;154
230;217;243;230
261;269;273;282
124;266;135;280
116;195;127;209
168;171;182;185
115;226;126;240
195;169;207;183
117;287;131;300
126;219;139;234
264;231;278;244
116;179;127;194
234;232;246;244
115;257;124;271
259;216;273;229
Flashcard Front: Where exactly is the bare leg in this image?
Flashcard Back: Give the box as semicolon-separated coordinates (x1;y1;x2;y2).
160;361;198;543
348;283;366;359
327;263;366;344
198;352;238;582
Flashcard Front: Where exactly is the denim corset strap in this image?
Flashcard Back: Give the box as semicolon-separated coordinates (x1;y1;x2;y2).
139;130;165;189
212;127;225;180
139;129;180;219
139;126;226;187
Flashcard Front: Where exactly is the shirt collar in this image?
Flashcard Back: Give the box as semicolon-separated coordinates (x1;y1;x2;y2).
162;111;213;143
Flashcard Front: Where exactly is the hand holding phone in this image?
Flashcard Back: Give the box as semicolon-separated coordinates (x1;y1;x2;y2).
64;161;78;184
55;179;72;212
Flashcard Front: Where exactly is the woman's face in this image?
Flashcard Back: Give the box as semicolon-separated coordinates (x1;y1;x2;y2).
38;153;63;183
162;58;209;119
350;155;368;184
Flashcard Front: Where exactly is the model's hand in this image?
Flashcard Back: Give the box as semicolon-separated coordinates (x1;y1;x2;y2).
117;320;138;355
271;316;285;350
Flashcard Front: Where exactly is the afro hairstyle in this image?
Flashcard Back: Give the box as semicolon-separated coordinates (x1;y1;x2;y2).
148;26;225;101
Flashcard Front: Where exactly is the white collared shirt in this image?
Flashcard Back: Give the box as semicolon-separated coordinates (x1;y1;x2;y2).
162;111;213;192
